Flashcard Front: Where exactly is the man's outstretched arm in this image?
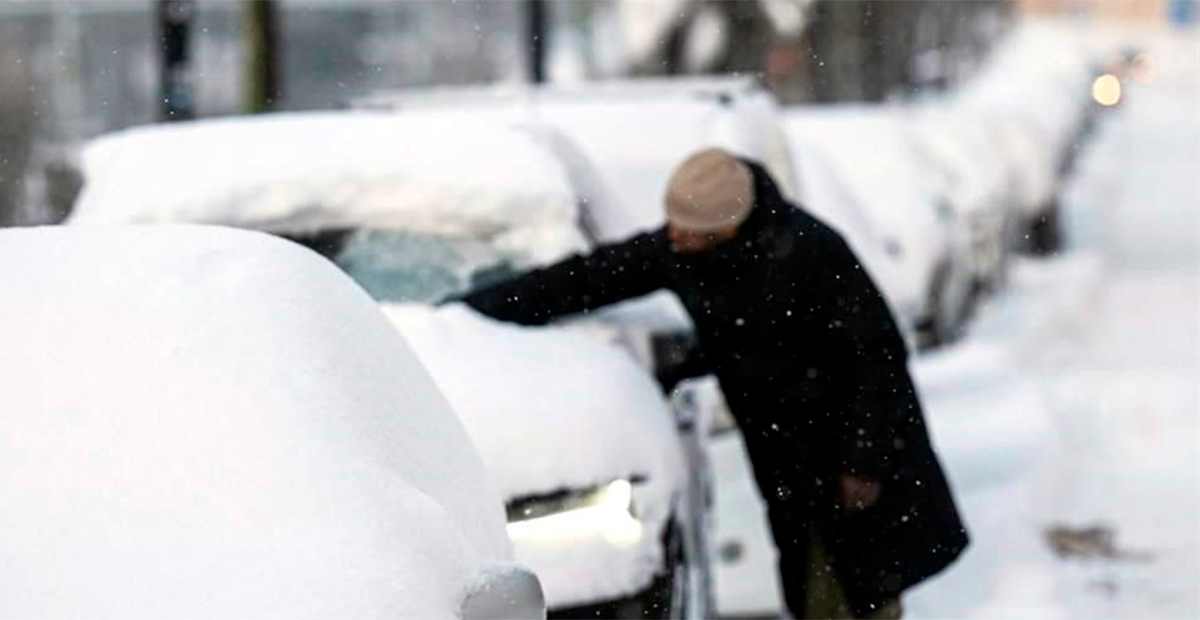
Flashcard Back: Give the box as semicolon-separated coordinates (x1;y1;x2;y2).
458;230;669;325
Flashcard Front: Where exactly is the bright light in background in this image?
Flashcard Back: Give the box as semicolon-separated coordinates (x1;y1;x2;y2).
1092;74;1123;107
507;480;645;548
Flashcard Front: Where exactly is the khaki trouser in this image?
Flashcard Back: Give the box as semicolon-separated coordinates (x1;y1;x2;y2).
803;529;903;620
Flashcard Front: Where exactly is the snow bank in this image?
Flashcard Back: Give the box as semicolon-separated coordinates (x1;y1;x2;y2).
380;303;687;607
0;225;516;618
914;342;1054;493
69;112;587;263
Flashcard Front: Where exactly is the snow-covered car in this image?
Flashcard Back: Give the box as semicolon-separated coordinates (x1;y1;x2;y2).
783;106;976;347
906;105;1017;293
0;225;543;620
352;76;800;244
67;112;714;618
919;22;1100;259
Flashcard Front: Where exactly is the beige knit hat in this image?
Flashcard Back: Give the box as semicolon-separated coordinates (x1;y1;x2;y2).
664;148;755;233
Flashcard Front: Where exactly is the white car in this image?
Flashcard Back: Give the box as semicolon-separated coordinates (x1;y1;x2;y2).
783;105;977;347
0;225;543;620
914;22;1099;262
67;112;714;618
354;76;800;245
906;104;1017;294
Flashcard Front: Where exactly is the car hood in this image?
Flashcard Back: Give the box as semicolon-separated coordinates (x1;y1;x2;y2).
381;304;685;502
0;226;517;619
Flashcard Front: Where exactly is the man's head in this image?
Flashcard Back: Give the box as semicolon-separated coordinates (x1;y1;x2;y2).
664;148;754;254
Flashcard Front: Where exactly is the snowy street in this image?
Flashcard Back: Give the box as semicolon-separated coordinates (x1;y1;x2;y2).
4;4;1199;619
905;28;1200;619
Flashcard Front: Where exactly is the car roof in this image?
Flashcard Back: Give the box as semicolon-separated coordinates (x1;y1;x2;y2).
0;225;512;617
69;111;586;263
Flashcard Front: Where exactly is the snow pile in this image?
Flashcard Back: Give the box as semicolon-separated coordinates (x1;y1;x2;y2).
69;112;587;263
380;302;687;607
0;225;515;619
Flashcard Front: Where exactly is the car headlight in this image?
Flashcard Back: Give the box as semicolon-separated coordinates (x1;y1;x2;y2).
505;478;645;548
1093;73;1122;107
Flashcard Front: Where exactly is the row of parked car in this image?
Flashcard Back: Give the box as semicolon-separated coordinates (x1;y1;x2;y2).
4;22;1118;620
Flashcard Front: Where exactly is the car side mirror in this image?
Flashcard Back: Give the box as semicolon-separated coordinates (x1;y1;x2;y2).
462;565;546;620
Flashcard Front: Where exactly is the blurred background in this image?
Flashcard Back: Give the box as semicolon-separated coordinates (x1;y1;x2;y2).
1;0;1188;227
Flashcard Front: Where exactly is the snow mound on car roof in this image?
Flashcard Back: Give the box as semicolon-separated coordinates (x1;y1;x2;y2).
0;225;513;619
69;112;585;263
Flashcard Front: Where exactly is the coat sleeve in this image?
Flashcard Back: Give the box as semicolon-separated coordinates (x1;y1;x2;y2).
823;236;917;479
654;339;712;394
457;231;670;325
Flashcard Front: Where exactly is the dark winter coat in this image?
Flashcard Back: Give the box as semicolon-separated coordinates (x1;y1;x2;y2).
461;161;968;616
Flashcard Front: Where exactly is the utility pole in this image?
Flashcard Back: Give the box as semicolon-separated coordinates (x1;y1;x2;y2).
158;0;195;121
527;0;547;84
244;0;280;113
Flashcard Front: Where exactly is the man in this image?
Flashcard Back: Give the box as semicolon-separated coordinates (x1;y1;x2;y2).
461;149;968;619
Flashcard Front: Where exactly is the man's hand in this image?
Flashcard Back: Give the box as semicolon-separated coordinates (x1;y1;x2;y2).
839;474;881;511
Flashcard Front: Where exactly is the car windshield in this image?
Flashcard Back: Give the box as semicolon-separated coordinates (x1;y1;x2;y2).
331;229;524;304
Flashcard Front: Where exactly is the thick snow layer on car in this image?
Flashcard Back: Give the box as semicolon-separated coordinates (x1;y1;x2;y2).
784;106;950;322
907;104;1013;217
380;303;688;607
0;226;515;619
361;83;798;242
917;21;1096;217
69;112;587;263
381;304;684;499
530;95;799;242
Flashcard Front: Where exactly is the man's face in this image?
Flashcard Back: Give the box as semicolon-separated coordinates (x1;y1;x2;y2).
667;223;740;254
